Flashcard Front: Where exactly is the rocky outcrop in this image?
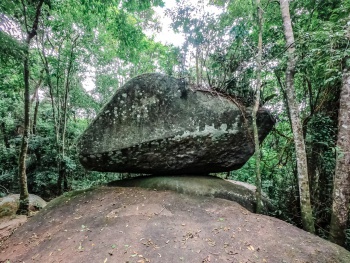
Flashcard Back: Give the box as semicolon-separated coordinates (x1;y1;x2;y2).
2;185;349;263
0;194;46;244
110;175;273;212
78;73;274;174
0;194;46;218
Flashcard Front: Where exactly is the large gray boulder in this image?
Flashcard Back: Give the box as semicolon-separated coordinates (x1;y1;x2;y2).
78;73;274;174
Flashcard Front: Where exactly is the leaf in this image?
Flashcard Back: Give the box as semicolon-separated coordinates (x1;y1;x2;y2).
247;245;254;251
263;94;277;103
78;242;84;251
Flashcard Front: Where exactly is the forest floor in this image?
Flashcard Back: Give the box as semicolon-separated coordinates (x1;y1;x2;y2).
1;185;349;263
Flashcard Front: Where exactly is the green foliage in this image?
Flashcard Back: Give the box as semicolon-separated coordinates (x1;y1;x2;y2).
0;0;180;200
226;0;350;242
107;9;145;61
70;171;121;191
122;0;164;12
30;170;58;198
0;31;24;63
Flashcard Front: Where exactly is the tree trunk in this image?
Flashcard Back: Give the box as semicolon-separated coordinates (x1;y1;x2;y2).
195;47;199;86
32;92;39;135
17;0;44;216
0;122;10;148
279;0;315;233
30;70;43;135
329;65;350;246
57;35;78;194
57;161;65;195
63;173;69;192
253;0;263;214
17;49;30;215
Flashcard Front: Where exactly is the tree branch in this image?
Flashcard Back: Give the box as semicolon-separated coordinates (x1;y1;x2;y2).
28;0;45;41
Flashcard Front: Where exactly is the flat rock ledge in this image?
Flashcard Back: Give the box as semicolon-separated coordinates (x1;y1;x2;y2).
78;73;275;174
110;175;273;213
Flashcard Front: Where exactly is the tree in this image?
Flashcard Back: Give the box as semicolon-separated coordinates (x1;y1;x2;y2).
166;0;231;85
17;0;45;215
329;59;350;246
279;0;315;233
252;0;263;213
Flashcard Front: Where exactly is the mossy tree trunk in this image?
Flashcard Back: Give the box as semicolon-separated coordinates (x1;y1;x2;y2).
17;0;45;216
329;62;350;246
279;0;315;233
253;0;263;214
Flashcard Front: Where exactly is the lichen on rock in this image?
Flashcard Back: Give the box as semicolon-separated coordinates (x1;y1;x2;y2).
78;73;275;174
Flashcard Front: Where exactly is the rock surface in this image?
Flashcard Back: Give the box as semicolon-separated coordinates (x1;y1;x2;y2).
0;194;46;245
0;215;27;244
110;175;272;212
1;184;349;263
0;194;47;218
78;73;274;174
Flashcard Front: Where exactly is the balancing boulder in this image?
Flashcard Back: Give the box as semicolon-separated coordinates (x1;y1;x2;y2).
77;73;274;174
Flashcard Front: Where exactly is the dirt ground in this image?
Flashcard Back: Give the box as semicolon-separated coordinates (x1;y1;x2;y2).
1;185;349;263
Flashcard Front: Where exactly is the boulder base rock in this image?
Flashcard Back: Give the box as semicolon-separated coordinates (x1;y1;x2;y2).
1;184;349;263
110;175;273;212
78;73;274;174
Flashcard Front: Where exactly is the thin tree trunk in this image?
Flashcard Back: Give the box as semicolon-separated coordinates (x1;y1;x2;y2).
279;0;315;233
275;71;292;125
200;51;203;86
17;0;44;215
57;35;78;194
253;0;263;214
30;70;43;134
32;94;39;135
307;147;318;205
0;122;10;148
329;65;350;246
40;37;59;146
39;32;63;193
32;94;42;166
195;47;199;86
